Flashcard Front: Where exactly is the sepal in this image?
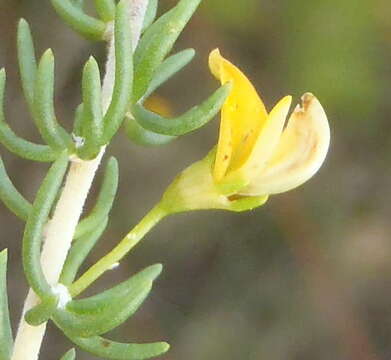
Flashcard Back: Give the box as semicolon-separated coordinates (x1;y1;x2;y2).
161;149;268;213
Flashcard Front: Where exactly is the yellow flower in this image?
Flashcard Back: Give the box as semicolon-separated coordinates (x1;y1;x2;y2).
161;49;330;213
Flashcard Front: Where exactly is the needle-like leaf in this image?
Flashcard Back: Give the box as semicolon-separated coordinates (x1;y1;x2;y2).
54;282;152;337
134;83;231;136
142;0;158;32
60;217;108;285
77;57;103;159
17;19;37;114
60;348;76;360
0;69;57;162
0;156;32;221
133;0;202;101
55;265;162;338
0;250;13;360
50;0;106;40
25;296;59;326
22;152;69;297
62;333;169;360
102;0;133;143
33;50;74;152
94;0;116;22
124;115;176;147
142;48;195;100
67;264;162;315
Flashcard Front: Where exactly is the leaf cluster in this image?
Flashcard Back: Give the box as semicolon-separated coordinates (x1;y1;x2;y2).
0;0;228;359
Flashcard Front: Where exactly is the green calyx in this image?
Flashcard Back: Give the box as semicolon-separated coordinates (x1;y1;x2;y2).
160;149;268;214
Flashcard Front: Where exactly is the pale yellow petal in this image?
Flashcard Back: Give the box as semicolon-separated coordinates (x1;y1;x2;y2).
209;49;268;182
240;93;330;196
225;95;292;183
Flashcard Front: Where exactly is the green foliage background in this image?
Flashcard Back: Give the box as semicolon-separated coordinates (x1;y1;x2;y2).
1;0;391;359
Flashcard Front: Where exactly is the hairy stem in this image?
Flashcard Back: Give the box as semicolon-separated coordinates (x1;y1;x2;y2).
69;204;167;297
11;2;148;360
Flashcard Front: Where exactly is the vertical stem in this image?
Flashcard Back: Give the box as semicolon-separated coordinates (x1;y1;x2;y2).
11;2;148;360
11;153;104;360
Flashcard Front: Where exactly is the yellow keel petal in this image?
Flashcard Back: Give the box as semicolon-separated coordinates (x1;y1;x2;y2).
240;93;330;196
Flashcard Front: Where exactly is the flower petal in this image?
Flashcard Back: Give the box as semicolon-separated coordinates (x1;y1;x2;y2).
209;49;268;182
220;95;291;193
240;93;330;196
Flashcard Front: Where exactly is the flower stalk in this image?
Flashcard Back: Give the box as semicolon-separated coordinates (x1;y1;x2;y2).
69;203;167;297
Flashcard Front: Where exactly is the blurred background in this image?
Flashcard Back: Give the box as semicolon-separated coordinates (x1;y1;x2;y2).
1;0;391;359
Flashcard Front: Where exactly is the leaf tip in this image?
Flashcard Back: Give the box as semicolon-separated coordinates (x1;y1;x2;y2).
0;248;8;259
147;263;163;281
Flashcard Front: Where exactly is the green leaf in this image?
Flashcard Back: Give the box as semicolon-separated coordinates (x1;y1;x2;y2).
25;295;59;326
22;152;69;297
0;69;57;162
143;48;195;99
133;0;202;101
67;264;162;315
72;104;84;138
102;0;134;143
34;50;74;152
124;115;176;147
0;156;32;221
50;0;106;41
0;250;13;360
60;348;76;360
55;265;162;337
63;333;169;360
74;157;118;239
94;0;116;22
54;282;152;337
60;217;108;286
77;57;103;160
142;0;158;32
134;83;231;136
70;0;84;9
17;19;37;114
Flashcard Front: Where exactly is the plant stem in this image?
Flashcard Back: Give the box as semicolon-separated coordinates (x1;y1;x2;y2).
69;203;167;297
11;2;149;360
11;152;104;360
